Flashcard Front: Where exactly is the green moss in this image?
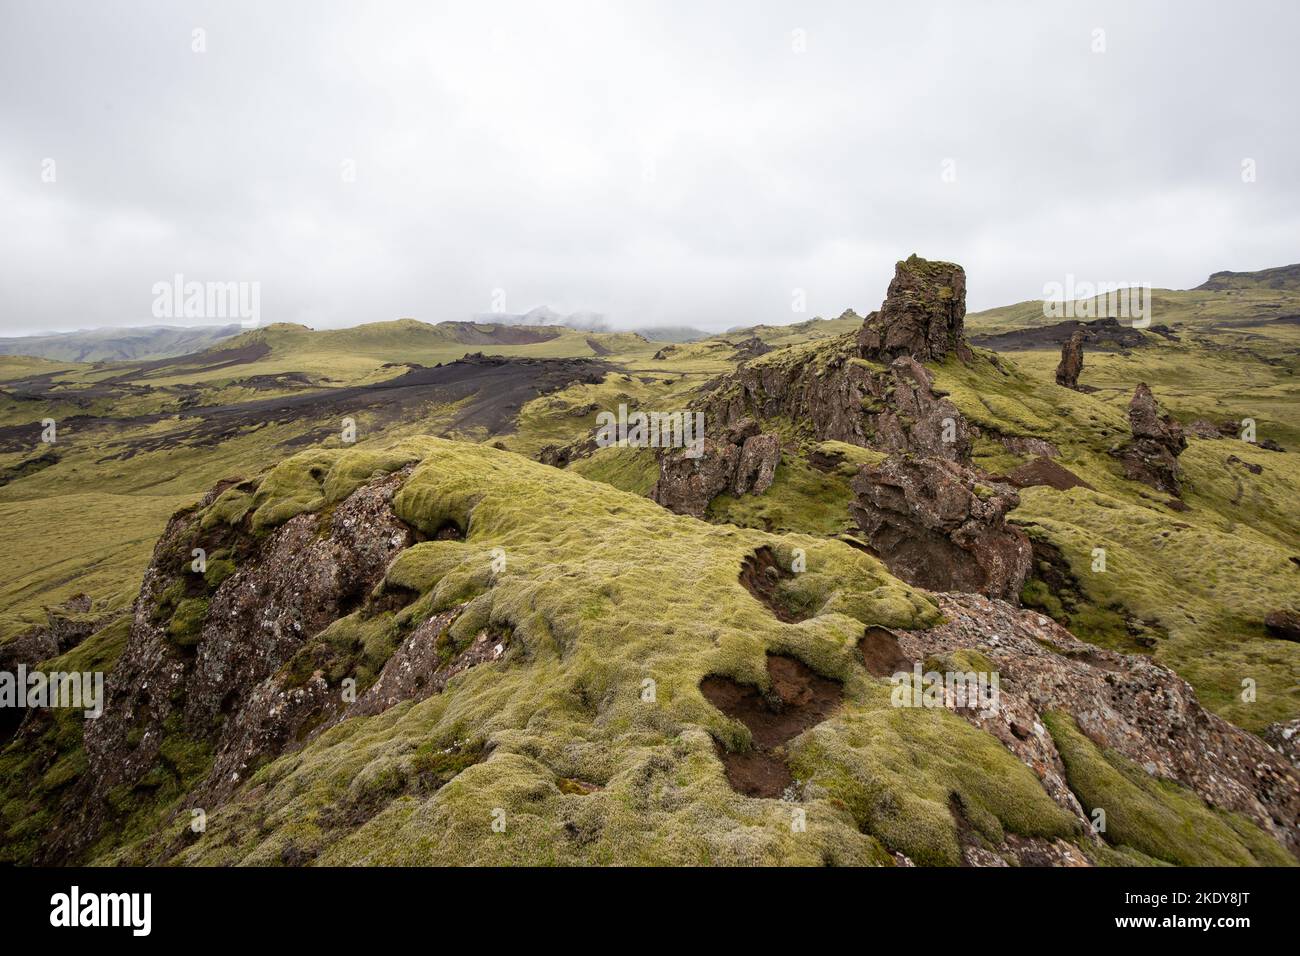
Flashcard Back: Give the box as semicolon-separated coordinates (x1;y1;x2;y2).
1044;712;1293;866
203;558;237;589
790;700;1079;866
568;446;659;496
167;597;209;647
707;451;859;537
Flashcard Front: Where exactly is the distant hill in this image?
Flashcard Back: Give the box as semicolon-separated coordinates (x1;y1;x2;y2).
471;306;706;342
0;324;242;362
1195;263;1300;292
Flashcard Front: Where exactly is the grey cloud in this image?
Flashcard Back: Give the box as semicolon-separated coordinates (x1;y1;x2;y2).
1;0;1296;336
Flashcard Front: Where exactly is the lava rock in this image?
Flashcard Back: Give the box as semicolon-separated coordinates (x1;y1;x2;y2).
850;455;1031;602
858;254;969;363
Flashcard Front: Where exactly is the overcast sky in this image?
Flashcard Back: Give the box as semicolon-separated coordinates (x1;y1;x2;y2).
1;0;1296;336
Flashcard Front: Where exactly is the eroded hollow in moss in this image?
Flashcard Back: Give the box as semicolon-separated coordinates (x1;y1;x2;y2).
739;546;807;623
859;625;911;678
701;654;842;798
432;520;465;541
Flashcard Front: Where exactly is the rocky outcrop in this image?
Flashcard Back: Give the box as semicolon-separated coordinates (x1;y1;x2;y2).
692;255;974;470
873;592;1300;859
858;255;969;362
0;594;119;671
1264;719;1300;768
1055;330;1085;389
709;351;972;462
849;456;1031;602
730;336;772;360
650;418;780;518
49;469;419;860
1111;383;1186;495
659;254;979;523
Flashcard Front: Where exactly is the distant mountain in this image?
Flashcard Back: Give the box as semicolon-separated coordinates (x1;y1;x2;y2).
1195;263;1300;292
473;306;610;330
0;324;243;363
471;306;706;342
629;325;707;343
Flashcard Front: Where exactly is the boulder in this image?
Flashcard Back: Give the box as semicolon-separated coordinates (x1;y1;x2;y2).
1111;383;1186;495
1055;330;1085;389
849;456;1031;602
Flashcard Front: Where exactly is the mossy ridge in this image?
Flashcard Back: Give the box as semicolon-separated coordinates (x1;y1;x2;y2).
146;437;1064;866
248;445;425;532
1044;712;1294;867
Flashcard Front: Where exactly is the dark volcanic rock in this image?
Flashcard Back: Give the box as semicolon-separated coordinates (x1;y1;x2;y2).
731;336;773;360
1185;419;1223;439
1263;719;1300;768
1264;609;1300;643
1055;330;1085;389
849;456;1031;602
858;255;968;363
54;470;419;860
996;456;1093;492
1111;383;1186;495
695;255;973;467
650;418;781;518
973;316;1153;353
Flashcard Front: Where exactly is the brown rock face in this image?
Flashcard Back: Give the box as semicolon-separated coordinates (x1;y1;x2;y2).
52;470;418;860
709;350;972;462
1111;383;1186;495
849;456;1031;602
877;592;1300;860
1055;330;1085;388
1264;609;1300;642
858;255;968;363
650;418;781;518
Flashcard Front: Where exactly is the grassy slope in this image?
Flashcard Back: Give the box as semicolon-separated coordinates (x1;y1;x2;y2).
0;320;670;642
931;347;1299;732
